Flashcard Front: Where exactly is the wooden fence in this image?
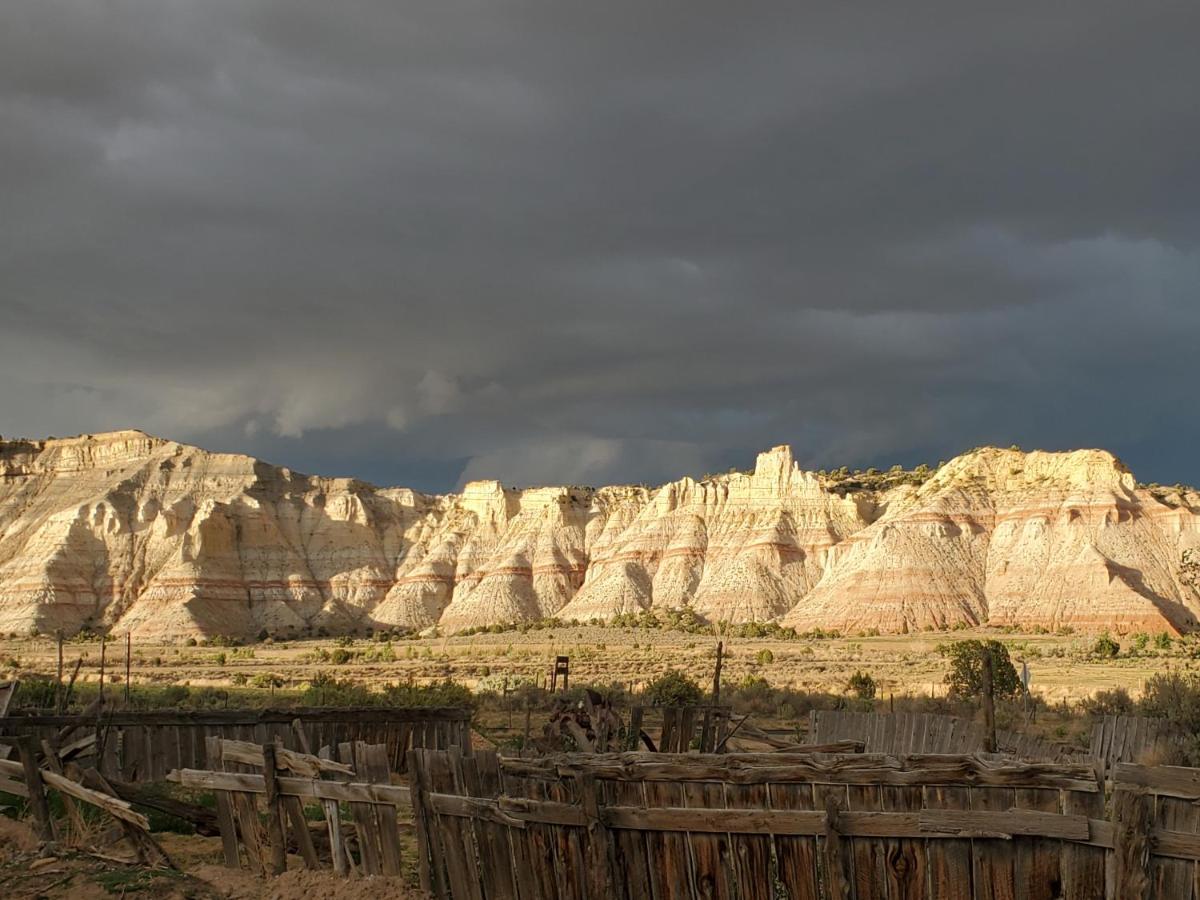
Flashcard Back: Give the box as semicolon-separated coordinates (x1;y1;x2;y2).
1089;714;1184;775
410;748;1200;899
1111;761;1200;897
808;710;1068;761
172;737;412;877
627;705;733;752
0;705;471;781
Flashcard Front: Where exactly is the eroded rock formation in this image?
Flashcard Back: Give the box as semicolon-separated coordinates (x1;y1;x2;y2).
1;431;1197;639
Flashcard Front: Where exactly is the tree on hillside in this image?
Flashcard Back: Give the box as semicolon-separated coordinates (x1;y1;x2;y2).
941;640;1021;699
643;671;703;707
1183;549;1199;591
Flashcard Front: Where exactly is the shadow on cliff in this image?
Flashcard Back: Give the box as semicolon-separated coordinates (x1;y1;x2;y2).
1106;559;1199;633
168;462;422;638
38;517;113;636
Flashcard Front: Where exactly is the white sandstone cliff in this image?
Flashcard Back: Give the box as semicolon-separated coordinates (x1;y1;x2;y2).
0;432;1197;639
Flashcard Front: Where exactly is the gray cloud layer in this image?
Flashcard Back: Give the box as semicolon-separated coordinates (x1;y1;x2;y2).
2;1;1198;490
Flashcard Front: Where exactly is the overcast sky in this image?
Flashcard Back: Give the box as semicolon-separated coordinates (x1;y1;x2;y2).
2;2;1198;492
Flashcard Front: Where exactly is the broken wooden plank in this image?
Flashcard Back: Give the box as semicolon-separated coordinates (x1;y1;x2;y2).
0;775;29;797
40;740;87;841
79;768;174;868
218;738;354;777
43;768;150;830
318;745;349;877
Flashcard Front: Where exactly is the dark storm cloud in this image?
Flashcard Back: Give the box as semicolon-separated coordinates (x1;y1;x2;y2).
2;1;1199;491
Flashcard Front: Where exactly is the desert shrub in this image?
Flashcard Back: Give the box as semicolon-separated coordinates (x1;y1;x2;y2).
301;672;373;706
798;628;842;640
1130;633;1150;652
382;679;475;708
728;621;799;640
1139;672;1200;728
848;670;877;700
1155;632;1174;651
1182;549;1199;590
157;684;194;706
329;648;353;665
10;675;58;709
1091;632;1120;659
755;648;775;666
359;642;396;663
643;671;703;707
1139;671;1200;764
1080;687;1135;718
727;676;777;716
940;640;1021;699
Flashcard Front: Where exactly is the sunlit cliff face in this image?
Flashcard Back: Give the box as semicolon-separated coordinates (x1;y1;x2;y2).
1;433;1197;640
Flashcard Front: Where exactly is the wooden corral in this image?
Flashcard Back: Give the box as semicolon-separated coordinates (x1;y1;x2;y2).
409;748;1200;899
0;705;471;781
808;709;1070;761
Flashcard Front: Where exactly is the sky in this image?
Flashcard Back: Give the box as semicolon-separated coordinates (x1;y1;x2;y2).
2;2;1198;492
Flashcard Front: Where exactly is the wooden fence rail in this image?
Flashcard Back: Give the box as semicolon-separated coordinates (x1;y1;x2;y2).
410;749;1200;899
0;705;471;781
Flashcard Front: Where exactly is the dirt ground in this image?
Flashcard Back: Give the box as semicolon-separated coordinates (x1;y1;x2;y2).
0;819;420;899
1;626;1193;705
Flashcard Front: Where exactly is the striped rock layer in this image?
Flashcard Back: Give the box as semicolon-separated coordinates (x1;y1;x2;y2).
0;431;1196;639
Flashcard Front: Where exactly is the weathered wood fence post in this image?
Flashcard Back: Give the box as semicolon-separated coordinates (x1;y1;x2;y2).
981;651;996;753
1112;786;1152;899
579;773;616;899
822;791;852;900
205;736;241;867
124;632;132;704
261;742;288;875
16;735;55;842
408;748;448;898
55;632;64;712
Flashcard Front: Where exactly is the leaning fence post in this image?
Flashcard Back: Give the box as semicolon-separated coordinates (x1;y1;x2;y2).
261;743;287;875
205;736;240;867
17;735;55;842
1113;785;1153;899
407;749;446;897
317;745;349;876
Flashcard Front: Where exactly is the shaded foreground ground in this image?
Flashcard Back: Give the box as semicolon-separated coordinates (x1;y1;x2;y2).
0;817;420;899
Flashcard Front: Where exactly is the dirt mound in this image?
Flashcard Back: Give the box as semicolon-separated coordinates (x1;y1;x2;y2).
0;816;37;860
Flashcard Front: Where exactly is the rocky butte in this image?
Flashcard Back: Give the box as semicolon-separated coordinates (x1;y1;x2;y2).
0;430;1197;641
